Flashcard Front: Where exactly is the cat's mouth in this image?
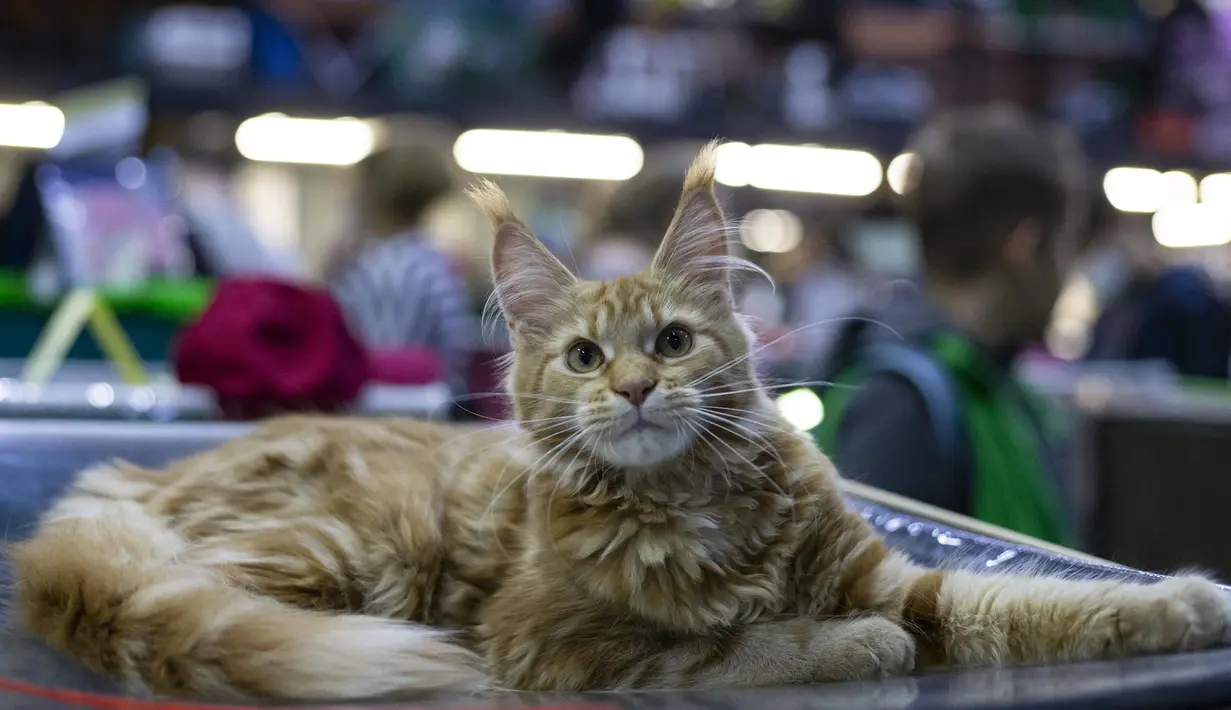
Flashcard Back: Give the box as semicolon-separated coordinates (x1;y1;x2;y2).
609;410;673;439
595;409;693;467
625;419;662;433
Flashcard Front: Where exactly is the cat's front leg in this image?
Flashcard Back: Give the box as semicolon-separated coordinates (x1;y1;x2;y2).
482;587;916;690
926;571;1231;667
831;541;1231;667
1045;574;1231;661
521;616;916;690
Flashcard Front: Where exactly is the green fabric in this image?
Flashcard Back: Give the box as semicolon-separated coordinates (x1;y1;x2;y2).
815;332;1071;545
930;333;1070;545
0;269;213;361
0;269;212;323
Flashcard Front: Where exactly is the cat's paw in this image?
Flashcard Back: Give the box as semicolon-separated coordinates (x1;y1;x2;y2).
820;616;916;682
1109;576;1231;656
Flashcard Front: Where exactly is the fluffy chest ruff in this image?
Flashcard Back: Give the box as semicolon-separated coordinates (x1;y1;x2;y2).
524;469;808;633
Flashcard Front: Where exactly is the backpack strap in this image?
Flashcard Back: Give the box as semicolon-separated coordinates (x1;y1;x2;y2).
854;343;969;479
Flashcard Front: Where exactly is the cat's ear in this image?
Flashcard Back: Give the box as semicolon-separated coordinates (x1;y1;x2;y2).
652;141;732;301
471;179;575;342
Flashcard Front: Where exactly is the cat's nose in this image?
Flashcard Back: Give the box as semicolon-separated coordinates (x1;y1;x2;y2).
614;379;657;407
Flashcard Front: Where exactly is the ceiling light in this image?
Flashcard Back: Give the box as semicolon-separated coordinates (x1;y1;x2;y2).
886;153;917;195
717;142;882;196
739;209;803;253
1152;203;1231;248
0;102;65;149
453;129;643;181
1200;173;1231;205
235;113;375;165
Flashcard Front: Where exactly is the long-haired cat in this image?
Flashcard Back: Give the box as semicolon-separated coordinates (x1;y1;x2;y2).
12;144;1230;701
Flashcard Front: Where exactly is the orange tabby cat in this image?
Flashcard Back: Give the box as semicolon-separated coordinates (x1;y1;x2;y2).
12;144;1230;701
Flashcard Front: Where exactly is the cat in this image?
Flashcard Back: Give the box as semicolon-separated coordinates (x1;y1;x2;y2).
11;143;1230;701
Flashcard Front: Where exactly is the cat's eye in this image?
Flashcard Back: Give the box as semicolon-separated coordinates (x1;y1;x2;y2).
565;340;605;373
655;325;694;358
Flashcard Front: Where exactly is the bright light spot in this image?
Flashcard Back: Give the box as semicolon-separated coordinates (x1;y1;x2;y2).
86;383;115;408
115;157;147;190
235;113;375;166
453;129;643;181
886;152;917;195
1104;167;1163;213
1047;316;1089;361
714;141;753;187
752;144;882;196
1161;170;1198;207
129;386;156;411
1104;168;1195;212
777;388;824;431
740;209;803;253
1152;203;1231;248
1047;275;1098;360
0;102;66;149
715;142;882;196
1074;376;1114;412
1200;173;1231;205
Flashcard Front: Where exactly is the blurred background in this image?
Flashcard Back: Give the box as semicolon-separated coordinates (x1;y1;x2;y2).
2;0;1231;575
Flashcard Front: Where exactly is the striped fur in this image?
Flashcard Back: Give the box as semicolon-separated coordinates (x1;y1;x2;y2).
12;146;1230;700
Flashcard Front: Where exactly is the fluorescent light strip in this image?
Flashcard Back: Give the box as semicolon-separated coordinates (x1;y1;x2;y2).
1161;170;1198;207
1103;167;1198;213
1104;167;1162;213
453;129;643;181
716;142;882;196
235;113;375;166
0;102;65;149
714;142;753;187
1152;203;1231;249
1201;173;1231;205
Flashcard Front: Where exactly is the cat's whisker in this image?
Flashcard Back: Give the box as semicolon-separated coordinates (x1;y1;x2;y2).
452;404;576;426
478;421;580;531
683;316;898;393
670;409;731;491
452;392;586;407
701;405;806;441
694;379;851;400
478;423;587;561
686;409;788;499
684;320;840;390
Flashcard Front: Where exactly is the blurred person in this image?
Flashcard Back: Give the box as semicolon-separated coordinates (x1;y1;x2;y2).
814;106;1083;545
770;221;867;379
577;170;681;280
1081;191;1231;380
326;143;476;395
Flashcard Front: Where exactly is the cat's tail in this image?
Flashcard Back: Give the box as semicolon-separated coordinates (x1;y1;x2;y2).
10;496;486;700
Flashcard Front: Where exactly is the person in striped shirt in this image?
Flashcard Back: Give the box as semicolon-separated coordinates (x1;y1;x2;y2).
326;142;477;397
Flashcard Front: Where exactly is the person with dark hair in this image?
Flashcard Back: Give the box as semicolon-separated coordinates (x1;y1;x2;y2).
327;142;476;395
578;171;681;281
814;105;1083;545
1080;192;1231;381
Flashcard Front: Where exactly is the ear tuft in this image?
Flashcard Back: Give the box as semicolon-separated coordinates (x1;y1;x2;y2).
652;141;732;303
467;179;522;228
681;140;720;194
476;180;576;344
